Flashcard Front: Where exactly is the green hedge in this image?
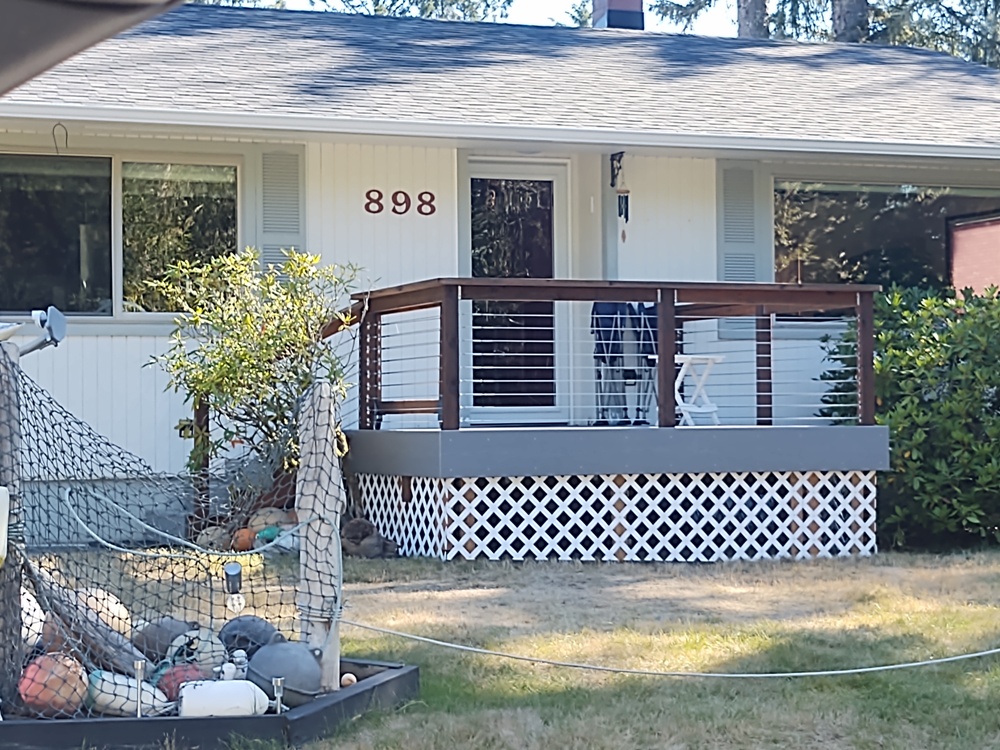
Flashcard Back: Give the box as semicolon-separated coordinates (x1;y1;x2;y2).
829;288;1000;548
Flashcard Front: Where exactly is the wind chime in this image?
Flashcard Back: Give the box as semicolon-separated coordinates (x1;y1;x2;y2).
610;151;630;243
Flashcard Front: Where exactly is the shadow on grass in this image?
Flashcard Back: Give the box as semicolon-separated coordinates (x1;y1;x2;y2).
337;622;1000;749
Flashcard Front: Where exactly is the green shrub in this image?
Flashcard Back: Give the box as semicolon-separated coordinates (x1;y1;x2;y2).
871;287;1000;548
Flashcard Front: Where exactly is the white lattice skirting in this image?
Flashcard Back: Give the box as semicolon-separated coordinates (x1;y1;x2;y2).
358;471;877;562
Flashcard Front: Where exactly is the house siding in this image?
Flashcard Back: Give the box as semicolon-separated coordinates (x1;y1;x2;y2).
615;155;718;282
304;142;460;286
13;334;191;473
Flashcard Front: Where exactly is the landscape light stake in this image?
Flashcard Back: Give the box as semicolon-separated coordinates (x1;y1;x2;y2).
134;660;145;718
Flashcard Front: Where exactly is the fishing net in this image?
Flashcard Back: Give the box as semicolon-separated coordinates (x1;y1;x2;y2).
0;343;346;720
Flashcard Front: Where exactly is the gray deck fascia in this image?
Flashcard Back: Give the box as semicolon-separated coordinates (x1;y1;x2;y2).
344;426;890;478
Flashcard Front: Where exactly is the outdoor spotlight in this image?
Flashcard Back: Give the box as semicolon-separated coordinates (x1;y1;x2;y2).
224;561;243;594
224;561;246;615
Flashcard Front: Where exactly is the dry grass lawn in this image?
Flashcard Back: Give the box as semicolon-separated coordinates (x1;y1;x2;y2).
312;552;1000;750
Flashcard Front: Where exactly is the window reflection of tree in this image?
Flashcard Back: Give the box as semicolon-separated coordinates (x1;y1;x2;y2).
775;182;1000;290
470;178;555;409
123;164;237;312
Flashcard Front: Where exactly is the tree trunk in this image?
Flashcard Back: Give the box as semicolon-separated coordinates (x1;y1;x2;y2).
738;0;769;38
832;0;869;42
0;343;23;711
188;395;210;539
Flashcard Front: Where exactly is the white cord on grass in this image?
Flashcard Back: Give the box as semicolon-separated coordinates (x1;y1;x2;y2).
340;618;1000;679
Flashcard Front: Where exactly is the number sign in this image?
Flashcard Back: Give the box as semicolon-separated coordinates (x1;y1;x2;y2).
365;190;436;216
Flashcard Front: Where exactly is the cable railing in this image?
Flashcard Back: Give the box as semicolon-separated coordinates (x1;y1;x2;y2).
349;279;877;431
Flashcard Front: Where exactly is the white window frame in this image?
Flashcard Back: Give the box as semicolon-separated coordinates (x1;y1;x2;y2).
0;146;244;333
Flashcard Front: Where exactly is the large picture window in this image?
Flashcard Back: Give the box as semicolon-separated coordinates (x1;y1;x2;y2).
774;181;1000;289
0;154;238;317
0;154;112;314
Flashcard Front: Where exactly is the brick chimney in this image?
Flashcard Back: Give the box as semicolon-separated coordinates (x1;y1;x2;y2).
594;0;645;29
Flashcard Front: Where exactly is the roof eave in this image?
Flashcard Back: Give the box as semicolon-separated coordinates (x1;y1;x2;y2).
1;102;999;162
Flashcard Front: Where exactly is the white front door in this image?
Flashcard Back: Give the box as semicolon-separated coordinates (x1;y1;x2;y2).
460;159;571;426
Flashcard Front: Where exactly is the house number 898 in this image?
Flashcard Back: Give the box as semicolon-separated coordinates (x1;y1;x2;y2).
365;189;436;216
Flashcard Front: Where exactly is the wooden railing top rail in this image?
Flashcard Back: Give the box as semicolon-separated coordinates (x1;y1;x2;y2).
349;278;880;317
352;277;881;299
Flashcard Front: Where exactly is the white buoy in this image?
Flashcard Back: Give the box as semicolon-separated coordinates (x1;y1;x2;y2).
166;627;227;673
86;671;171;717
177;680;270;717
20;588;44;648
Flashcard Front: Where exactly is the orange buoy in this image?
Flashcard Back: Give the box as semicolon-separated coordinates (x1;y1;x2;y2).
231;527;256;552
157;663;209;701
19;653;88;717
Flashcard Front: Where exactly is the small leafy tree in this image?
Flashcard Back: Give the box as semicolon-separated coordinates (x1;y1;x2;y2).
150;249;358;473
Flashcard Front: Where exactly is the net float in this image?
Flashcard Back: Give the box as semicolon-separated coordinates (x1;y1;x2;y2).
19;653;88;717
132;617;197;663
154;662;209;701
177;679;270;717
195;525;229;551
165;626;227;672
231;527;256;552
86;670;171;717
248;640;323;707
248;507;295;535
78;587;133;637
219;615;281;659
21;588;45;649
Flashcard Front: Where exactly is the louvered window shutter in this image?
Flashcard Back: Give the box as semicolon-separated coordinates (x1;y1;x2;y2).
720;167;760;283
259;151;303;272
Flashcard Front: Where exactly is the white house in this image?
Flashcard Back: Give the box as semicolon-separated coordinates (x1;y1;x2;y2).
6;1;998;561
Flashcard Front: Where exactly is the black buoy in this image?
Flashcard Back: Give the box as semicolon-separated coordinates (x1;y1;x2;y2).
219;615;281;659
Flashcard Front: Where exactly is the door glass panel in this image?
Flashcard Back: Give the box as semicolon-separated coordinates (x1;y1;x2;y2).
471;178;555;409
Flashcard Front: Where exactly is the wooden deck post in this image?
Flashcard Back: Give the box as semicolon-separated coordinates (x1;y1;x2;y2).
657;289;677;428
358;312;381;430
440;285;460;431
857;292;876;426
755;308;773;426
0;343;23;709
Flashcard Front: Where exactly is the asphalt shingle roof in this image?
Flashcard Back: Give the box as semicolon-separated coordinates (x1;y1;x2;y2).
5;5;1000;150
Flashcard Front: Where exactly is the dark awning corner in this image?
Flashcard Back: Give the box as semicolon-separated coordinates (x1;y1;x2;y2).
1;0;182;96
